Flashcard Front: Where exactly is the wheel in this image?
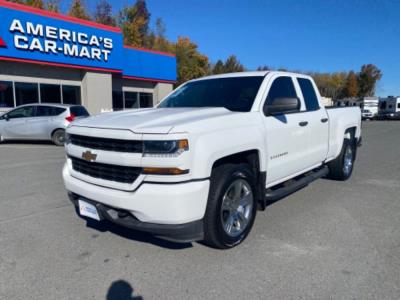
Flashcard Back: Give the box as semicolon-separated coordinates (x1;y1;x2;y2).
52;129;66;146
327;138;355;181
203;163;257;249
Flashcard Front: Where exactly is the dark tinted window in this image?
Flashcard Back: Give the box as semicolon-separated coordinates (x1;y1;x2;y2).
0;81;14;108
265;77;297;105
125;92;139;108
70;106;89;117
36;106;65;117
380;102;386;109
297;78;320;111
7;106;35;119
397;103;400;109
159;77;264;112
15;82;38;106
140;93;153;108
40;84;61;103
62;86;81;105
112;90;123;111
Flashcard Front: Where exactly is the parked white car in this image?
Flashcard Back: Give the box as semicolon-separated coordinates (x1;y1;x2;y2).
0;104;89;145
63;71;362;248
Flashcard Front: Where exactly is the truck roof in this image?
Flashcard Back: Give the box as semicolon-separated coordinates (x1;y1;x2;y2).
190;71;311;82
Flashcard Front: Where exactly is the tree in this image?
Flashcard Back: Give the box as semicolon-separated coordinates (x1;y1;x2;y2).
212;60;225;74
118;0;150;47
342;71;359;98
357;64;382;97
68;0;91;20
257;65;270;71
175;37;209;85
94;0;115;26
223;55;245;73
46;0;60;12
25;0;44;8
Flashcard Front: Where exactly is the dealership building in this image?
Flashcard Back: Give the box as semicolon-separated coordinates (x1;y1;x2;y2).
0;1;176;114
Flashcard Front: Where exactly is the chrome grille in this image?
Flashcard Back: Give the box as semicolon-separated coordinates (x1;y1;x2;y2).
70;134;143;153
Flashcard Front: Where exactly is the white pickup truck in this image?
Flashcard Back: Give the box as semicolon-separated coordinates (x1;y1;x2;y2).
63;71;361;249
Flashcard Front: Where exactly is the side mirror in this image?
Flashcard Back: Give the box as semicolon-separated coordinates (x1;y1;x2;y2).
264;97;300;116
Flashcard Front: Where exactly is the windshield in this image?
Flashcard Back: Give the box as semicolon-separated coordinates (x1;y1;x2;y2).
158;76;264;112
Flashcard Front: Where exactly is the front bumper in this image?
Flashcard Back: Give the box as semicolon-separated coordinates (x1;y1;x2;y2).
63;163;210;242
68;193;204;242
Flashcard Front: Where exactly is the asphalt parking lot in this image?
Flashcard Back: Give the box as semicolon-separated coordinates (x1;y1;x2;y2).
0;121;399;299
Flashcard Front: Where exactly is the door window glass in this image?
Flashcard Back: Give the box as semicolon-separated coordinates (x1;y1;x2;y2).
0;81;14;108
40;84;61;103
36;106;65;117
265;77;297;106
7;106;35;119
297;78;320;111
15;82;39;106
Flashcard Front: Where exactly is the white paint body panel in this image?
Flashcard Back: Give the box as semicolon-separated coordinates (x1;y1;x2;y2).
63;71;361;225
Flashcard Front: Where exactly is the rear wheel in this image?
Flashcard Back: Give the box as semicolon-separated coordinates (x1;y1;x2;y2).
203;163;257;249
52;129;66;146
327;138;355;180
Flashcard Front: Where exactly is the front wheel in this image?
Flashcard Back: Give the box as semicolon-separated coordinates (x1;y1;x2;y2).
52;129;66;146
203;163;257;249
327;138;355;181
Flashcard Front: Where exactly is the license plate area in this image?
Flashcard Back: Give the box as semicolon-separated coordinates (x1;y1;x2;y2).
78;199;101;221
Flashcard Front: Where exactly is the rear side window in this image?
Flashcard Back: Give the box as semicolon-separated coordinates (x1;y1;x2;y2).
266;77;297;105
70;106;89;117
36;106;66;117
297;78;320;111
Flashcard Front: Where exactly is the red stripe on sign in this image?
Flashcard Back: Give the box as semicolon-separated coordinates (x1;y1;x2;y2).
0;37;6;47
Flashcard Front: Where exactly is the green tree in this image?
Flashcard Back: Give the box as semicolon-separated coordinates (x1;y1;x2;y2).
68;0;91;20
342;71;359;98
94;0;115;26
212;60;225;74
25;0;44;8
175;37;209;85
118;0;150;47
46;0;60;12
223;55;245;73
357;64;382;97
257;65;270;71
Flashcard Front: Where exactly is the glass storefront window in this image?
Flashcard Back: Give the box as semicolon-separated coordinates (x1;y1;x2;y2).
140;93;153;108
125;91;139;109
40;84;61;103
15;82;39;106
112;90;123;111
0;81;14;108
62;85;81;105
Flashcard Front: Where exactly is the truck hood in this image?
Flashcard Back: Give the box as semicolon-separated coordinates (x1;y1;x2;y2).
71;107;235;134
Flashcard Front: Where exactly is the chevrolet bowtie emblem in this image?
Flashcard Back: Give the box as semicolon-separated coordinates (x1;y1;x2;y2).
82;151;97;162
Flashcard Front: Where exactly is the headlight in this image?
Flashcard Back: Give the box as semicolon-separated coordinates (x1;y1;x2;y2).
143;139;189;157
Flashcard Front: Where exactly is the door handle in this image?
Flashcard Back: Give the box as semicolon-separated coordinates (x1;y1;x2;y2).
299;121;308;127
321;118;328;123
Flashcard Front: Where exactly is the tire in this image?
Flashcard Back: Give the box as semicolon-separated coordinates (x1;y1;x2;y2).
327;138;355;181
52;129;66;146
203;163;257;249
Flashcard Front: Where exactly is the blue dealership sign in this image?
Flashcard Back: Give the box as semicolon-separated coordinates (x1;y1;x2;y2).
0;2;176;82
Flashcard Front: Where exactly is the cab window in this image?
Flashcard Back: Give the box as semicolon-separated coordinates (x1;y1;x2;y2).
265;77;297;106
297;78;320;111
7;106;35;119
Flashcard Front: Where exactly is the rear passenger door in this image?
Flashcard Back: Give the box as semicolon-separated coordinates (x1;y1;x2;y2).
296;77;329;167
28;106;65;139
262;75;311;185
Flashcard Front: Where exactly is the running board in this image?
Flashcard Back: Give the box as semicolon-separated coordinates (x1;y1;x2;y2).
265;166;329;203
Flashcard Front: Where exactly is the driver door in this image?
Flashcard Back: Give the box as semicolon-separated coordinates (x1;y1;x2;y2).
262;76;310;186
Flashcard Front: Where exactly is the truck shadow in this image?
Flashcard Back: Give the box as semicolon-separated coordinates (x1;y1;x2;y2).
106;280;143;300
84;218;193;250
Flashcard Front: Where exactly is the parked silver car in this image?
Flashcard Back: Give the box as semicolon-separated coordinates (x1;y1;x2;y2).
0;104;89;145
